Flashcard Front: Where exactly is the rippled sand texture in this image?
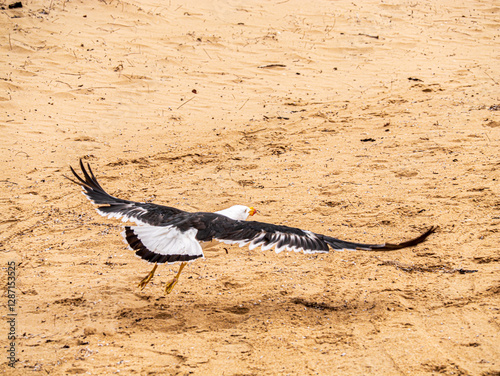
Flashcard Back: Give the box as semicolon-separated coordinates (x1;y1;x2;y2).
1;0;499;375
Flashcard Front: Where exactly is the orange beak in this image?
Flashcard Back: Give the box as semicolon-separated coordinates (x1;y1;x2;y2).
249;207;257;216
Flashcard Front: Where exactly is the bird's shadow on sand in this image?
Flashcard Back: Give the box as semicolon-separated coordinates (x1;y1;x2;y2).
110;292;382;335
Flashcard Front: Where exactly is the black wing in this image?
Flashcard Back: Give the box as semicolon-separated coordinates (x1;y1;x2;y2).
65;159;185;226
196;214;435;253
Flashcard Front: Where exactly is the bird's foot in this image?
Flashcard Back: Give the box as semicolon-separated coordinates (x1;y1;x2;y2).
165;278;178;294
164;262;187;294
138;263;158;290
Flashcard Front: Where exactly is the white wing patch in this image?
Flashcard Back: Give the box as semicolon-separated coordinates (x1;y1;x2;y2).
80;185;149;224
123;225;203;258
96;206;148;225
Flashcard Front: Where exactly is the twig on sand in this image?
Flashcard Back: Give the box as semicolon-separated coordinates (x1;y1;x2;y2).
177;96;195;109
484;70;498;85
203;48;212;60
239;98;249;110
15;151;30;158
359;33;379;39
258;64;286;69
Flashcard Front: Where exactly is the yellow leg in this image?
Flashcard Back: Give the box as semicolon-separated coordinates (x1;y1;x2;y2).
165;262;187;294
138;263;158;290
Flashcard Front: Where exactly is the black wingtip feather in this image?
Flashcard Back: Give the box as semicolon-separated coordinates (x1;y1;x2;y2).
87;163;104;191
321;226;436;252
65;159;105;193
66;159;127;207
63;164;91;189
376;226;437;251
79;159;101;191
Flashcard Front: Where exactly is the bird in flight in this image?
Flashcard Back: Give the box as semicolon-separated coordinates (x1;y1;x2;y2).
66;160;435;294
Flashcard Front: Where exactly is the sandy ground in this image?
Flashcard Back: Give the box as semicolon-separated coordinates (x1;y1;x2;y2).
1;0;499;374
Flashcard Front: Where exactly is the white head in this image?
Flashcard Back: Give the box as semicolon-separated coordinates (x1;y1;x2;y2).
215;205;257;221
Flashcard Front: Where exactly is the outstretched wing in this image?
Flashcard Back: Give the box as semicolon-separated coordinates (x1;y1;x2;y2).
197;215;435;254
119;212;434;265
65;159;185;226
